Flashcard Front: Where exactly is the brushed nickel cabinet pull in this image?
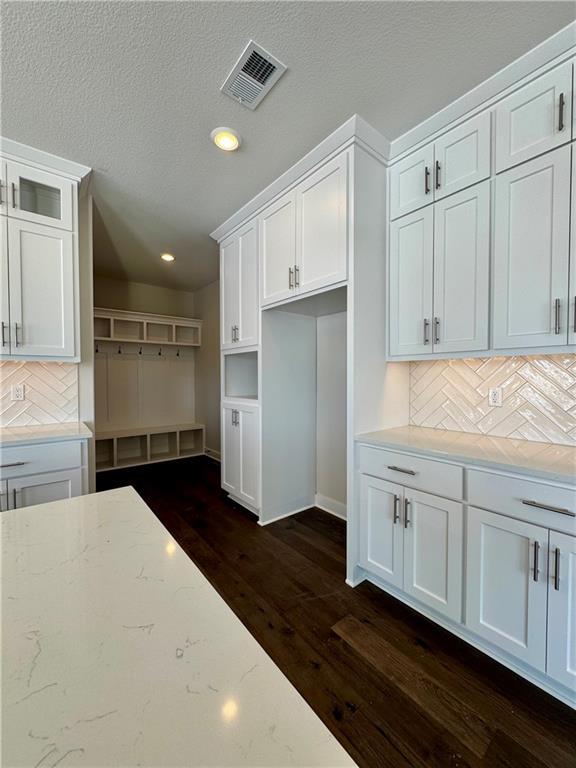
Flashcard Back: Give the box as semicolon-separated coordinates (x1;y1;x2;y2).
521;499;575;517
387;465;417;476
404;498;410;528
554;298;561;335
423;318;430;344
558;92;565;131
288;266;294;289
434;317;440;344
573;296;576;334
533;540;540;582
294;265;300;288
424;166;431;195
12;488;17;509
553;547;560;591
435;161;441;190
1;321;7;347
14;323;21;347
11;182;16;208
0;179;3;206
393;494;400;524
0;461;28;469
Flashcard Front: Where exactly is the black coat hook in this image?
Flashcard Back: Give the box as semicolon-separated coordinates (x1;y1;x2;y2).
139;346;142;355
117;345;122;354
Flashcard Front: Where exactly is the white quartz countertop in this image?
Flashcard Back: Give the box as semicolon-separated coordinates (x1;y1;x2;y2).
356;426;576;485
1;486;354;768
0;421;92;447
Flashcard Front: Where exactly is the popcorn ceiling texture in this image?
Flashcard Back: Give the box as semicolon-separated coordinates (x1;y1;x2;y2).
409;355;576;446
0;361;78;427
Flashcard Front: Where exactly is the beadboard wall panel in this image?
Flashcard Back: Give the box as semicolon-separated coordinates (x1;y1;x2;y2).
0;361;78;427
410;355;576;446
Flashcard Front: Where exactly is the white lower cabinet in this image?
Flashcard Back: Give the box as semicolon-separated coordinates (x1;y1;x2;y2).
359;474;463;621
221;402;260;510
546;530;576;689
8;468;82;509
466;506;548;671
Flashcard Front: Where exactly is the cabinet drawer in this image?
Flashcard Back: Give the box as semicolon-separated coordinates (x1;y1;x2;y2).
358;445;463;499
468;469;576;536
0;441;83;480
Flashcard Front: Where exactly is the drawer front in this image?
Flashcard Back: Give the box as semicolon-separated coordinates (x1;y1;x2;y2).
358;445;463;500
0;441;83;480
468;469;576;536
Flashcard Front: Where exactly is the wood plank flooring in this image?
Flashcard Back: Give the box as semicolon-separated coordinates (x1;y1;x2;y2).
97;457;576;768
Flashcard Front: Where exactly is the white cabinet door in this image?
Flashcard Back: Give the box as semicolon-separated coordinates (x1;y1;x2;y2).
237;221;258;347
237;403;260;509
220;235;239;349
296;154;348;296
403;489;463;622
6;160;74;230
434;112;491;200
7;219;75;357
259;192;297;307
389;144;434;220
569;146;576;346
466;507;548;671
389;206;433;356
493;146;571;350
221;405;239;496
0;480;8;512
8;469;82;510
0;159;7;217
390;144;434;219
0;215;10;355
495;61;572;172
547;531;576;690
359;475;403;588
433;181;490;354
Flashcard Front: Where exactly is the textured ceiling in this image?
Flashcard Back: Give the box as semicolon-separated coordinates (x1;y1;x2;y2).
1;1;574;291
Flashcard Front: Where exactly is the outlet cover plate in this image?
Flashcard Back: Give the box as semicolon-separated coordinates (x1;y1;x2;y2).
488;387;503;407
11;384;25;401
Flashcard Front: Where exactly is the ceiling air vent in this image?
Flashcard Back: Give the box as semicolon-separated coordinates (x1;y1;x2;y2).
221;40;287;110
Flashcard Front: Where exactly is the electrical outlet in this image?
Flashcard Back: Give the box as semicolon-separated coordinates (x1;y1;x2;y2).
488;387;503;407
11;384;25;401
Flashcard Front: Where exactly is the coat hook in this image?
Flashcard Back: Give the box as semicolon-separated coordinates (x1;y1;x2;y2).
176;348;180;357
158;346;162;356
139;346;142;355
118;345;122;354
95;342;99;354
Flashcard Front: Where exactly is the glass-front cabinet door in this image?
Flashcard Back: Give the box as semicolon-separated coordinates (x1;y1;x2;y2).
5;160;73;230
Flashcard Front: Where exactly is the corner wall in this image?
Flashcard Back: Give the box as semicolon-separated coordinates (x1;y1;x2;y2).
193;280;220;458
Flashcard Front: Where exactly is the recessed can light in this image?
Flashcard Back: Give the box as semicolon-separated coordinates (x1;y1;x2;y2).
161;253;175;262
211;127;241;151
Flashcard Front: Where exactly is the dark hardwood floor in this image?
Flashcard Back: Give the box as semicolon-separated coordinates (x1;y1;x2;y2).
97;456;576;768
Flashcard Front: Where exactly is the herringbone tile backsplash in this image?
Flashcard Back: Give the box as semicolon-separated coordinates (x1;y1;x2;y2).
0;361;78;427
410;355;576;446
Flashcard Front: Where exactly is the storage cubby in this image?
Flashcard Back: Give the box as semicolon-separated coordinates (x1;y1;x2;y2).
175;324;200;345
179;428;204;456
150;431;178;461
116;435;148;467
94;316;112;339
95;438;114;470
224;351;258;400
114;318;144;341
146;322;173;343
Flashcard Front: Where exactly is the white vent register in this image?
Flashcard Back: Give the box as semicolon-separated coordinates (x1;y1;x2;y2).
221;40;286;110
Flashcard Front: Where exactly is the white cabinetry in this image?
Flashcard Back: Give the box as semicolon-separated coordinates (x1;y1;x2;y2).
220;220;258;349
6;160;74;230
359;475;403;588
260;154;347;307
495;62;572;172
466;507;548;670
547;531;576;689
0;158;7;216
493;146;571;349
389;145;434;221
8;469;82;509
389;181;489;356
221;402;260;510
570;150;576;346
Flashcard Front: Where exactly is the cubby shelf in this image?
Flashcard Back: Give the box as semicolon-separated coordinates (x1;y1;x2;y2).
94;308;202;347
95;423;205;472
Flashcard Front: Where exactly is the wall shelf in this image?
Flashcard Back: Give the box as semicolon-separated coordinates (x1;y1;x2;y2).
94;308;202;347
95;423;205;472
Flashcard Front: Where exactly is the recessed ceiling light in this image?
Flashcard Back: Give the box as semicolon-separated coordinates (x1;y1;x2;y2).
211;127;241;152
161;253;175;262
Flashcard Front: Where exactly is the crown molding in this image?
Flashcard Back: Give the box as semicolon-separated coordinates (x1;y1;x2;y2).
0;137;92;181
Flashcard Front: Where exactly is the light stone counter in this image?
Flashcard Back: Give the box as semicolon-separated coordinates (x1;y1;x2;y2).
2;486;354;767
356;426;576;485
0;421;92;447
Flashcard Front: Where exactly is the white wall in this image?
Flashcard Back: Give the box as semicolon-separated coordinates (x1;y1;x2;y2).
94;275;196;317
316;312;347;516
193;280;220;457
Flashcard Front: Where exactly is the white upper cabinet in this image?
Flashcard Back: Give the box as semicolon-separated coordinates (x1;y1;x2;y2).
403;489;463;622
296;154;347;295
570;147;576;346
493;145;571;349
220;220;258;349
434;112;491;200
466;506;548;672
7;219;75;357
433;181;490;354
259;191;297;307
389;206;434;356
389;145;434;220
6;160;74;230
546;531;576;690
495;62;572;173
359;475;403;588
0;159;7;217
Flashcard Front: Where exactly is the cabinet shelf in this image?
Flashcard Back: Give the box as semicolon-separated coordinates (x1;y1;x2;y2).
94;308;202;347
95;423;205;471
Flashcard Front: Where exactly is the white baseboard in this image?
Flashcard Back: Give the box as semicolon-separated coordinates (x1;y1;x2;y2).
205;448;221;461
315;493;347;520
